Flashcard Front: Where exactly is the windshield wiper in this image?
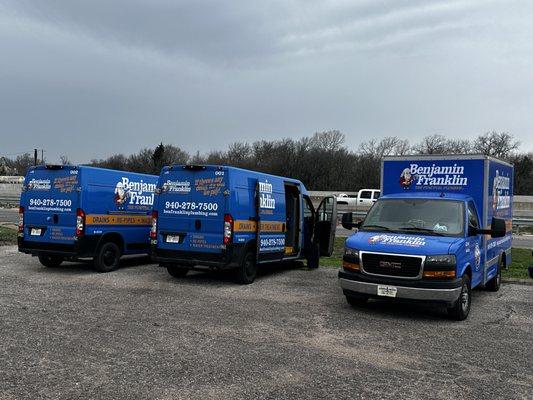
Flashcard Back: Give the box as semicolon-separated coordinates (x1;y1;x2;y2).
398;226;444;236
361;224;395;232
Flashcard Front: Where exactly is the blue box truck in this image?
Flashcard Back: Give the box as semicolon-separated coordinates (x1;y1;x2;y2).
339;155;513;320
18;165;158;272
150;165;338;283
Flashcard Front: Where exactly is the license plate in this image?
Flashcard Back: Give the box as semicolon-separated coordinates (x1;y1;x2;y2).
377;285;397;298
30;228;42;236
166;235;181;243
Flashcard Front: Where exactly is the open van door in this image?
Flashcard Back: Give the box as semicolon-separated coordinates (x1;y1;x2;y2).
314;196;337;256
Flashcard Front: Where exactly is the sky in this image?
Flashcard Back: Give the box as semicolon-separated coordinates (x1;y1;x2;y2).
1;0;532;163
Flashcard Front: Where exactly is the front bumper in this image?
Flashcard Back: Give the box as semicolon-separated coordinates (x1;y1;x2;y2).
339;270;462;304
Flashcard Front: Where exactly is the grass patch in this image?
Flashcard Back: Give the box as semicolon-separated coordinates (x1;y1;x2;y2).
0;225;17;246
505;248;531;280
321;236;531;280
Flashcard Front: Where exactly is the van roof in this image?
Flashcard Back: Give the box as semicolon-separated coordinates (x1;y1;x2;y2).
164;164;306;187
29;164;157;178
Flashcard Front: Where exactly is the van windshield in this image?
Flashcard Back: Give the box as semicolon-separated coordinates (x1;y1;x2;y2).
361;199;465;237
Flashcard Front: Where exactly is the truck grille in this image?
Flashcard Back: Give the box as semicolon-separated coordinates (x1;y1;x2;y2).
361;253;422;278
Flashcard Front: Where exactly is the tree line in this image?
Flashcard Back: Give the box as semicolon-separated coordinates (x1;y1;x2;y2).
1;131;531;194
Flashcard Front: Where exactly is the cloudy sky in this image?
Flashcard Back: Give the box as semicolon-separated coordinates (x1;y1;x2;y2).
1;0;532;163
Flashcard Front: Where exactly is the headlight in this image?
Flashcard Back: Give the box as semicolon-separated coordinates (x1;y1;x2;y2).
343;247;360;271
344;247;359;258
424;254;456;279
426;254;456;265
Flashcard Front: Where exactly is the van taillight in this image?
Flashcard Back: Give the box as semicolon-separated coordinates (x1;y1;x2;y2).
76;208;85;237
223;214;233;245
150;211;158;240
18;206;24;233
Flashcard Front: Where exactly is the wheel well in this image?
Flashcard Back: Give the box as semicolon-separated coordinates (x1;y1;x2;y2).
500;252;507;267
98;232;125;252
245;239;256;253
463;265;472;279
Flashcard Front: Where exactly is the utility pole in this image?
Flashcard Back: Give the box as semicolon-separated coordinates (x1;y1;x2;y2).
41;149;44;165
34;149;38;166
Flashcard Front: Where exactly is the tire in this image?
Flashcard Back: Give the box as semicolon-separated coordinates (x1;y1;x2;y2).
38;254;64;268
236;250;257;284
447;274;471;321
345;293;369;307
94;241;121;273
486;258;502;292
166;265;189;278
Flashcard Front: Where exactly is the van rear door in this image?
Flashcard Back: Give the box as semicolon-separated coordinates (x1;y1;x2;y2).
157;166;227;254
21;166;80;245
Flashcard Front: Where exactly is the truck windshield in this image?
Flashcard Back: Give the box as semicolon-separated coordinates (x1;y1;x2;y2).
361;199;465;237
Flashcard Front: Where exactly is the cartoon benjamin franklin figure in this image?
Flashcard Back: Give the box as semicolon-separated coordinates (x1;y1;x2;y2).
399;168;415;189
114;182;130;210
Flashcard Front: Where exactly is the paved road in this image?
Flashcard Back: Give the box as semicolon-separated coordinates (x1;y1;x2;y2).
0;208;17;226
1;246;532;400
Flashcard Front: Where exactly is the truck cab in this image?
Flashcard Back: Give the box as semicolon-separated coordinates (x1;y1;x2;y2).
338;155;513;320
336;189;380;211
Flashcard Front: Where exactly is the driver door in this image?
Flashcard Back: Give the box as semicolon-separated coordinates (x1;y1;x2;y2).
314;196;337;256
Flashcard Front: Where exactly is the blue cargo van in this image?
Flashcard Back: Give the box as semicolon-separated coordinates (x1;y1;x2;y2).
18;165;158;272
339;155;513;320
150;165;337;283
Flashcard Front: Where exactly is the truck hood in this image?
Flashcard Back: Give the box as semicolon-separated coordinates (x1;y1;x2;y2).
345;231;462;256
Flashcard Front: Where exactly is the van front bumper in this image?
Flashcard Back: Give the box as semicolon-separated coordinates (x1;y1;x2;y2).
339;270;462;305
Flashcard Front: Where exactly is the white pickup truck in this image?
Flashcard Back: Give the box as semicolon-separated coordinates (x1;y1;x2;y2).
336;189;380;211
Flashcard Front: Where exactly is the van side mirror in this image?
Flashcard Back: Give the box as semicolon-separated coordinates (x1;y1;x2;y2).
490;217;506;238
341;212;361;230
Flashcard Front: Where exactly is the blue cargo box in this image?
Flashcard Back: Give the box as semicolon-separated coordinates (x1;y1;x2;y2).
18;165;158;272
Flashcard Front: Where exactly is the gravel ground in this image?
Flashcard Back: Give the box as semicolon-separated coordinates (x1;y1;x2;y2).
1;246;532;400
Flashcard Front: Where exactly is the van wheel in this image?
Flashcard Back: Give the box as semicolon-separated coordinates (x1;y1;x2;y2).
486;258;502;292
38;254;64;268
447;275;471;321
345;293;368;307
94;242;121;273
236;250;257;284
166;265;189;278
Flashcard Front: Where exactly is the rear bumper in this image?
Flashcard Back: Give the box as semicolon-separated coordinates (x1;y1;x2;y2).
18;235;100;258
151;244;245;269
338;270;462;305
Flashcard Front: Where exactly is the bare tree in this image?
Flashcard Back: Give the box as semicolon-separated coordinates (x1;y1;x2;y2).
360;137;410;158
412;134;449;154
14;153;38;175
310;130;345;152
59;155;70;165
473;131;520;159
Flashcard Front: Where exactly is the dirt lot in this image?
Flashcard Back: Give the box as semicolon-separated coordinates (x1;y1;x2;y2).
1;246;532;400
